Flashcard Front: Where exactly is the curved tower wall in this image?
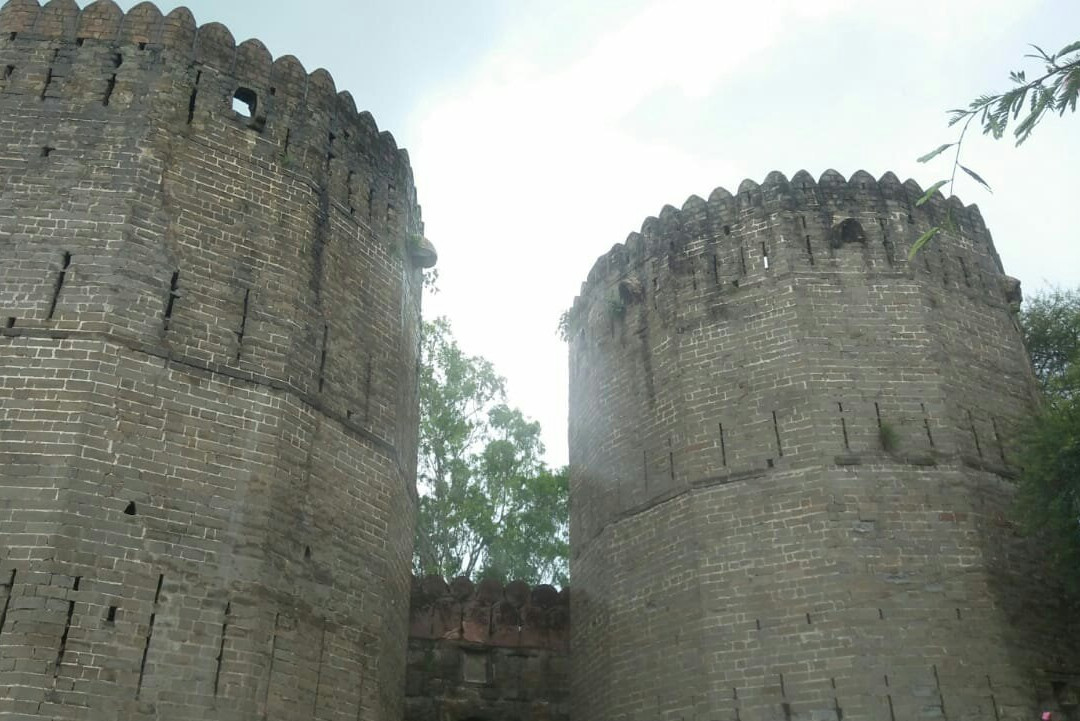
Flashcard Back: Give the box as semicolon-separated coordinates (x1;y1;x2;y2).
0;2;429;719
568;170;1079;721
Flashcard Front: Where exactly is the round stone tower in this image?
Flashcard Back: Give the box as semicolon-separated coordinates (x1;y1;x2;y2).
568;170;1079;721
0;1;434;719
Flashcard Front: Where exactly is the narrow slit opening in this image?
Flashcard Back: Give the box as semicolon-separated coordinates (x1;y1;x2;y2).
186;71;201;124
772;410;783;456
46;251;71;320
103;74;116;105
719;423;727;466
318;324;329;392
163;271;180;329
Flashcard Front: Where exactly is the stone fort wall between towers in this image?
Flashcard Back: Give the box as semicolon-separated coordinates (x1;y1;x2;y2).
0;1;431;719
404;576;570;721
567;169;1080;721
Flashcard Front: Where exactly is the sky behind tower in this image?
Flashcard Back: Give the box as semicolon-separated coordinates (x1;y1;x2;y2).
98;0;1080;462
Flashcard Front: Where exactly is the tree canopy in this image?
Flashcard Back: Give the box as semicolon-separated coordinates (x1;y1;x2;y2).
1014;288;1080;595
414;317;569;586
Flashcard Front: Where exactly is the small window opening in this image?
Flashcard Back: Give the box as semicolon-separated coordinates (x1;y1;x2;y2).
723;224;731;236
10;32;18;41
138;42;147;50
232;87;257;117
76;37;85;47
269;86;276;96
106;605;117;623
4;317;14;329
123;501;136;516
3;65;13;79
762;243;770;270
41;146;54;157
834;218;867;246
304;546;312;560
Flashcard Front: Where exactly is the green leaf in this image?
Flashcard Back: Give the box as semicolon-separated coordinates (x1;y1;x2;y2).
915;180;948;207
1056;40;1080;59
917;143;954;163
959;165;993;193
908;226;941;259
1059;69;1080;115
1027;44;1051;62
942;208;957;233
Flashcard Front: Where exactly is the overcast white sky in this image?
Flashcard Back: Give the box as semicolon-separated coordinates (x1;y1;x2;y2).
102;0;1080;463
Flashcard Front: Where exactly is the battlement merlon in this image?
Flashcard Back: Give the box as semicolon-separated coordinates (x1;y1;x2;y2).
569;169;1007;325
409;575;569;651
0;0;437;262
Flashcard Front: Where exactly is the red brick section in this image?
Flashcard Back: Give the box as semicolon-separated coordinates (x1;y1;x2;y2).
568;170;1080;721
405;576;570;721
0;2;432;719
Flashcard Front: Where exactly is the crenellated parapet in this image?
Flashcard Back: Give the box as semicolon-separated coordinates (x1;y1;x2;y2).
0;4;431;719
409;575;570;652
570;169;1004;341
0;0;433;262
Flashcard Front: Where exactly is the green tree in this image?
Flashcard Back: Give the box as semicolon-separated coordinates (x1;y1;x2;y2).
1015;288;1080;594
414;317;569;586
913;40;1080;256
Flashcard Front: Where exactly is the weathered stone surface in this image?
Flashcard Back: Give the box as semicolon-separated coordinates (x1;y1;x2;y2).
405;577;570;721
0;2;428;719
567;171;1080;721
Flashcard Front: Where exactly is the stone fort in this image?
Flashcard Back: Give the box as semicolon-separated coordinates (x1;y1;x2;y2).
0;2;1074;721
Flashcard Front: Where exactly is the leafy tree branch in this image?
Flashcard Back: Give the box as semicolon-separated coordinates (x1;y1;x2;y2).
912;39;1080;257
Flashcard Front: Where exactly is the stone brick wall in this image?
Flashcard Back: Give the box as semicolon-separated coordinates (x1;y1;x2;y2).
568;170;1080;721
405;576;570;721
0;2;432;719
